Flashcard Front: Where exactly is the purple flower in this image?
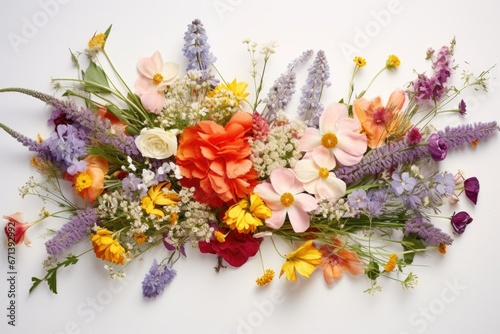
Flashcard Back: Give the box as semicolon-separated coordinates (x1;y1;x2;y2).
434;172;455;196
450;211;473;234
463;177;480;204
391;172;417;195
182;19;216;73
406;127;423;145
142;259;176;298
428;133;447;161
458;99;467;115
405;217;453;246
347;189;369;210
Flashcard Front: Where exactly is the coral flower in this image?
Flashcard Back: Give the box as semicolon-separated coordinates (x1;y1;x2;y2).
91;227;127;265
67;155;109;203
293;147;346;201
3;212;33;246
353;89;406;149
176;111;259;207
254;168;318;233
319;238;363;286
141;182;180;218
299;102;367;167
223;193;272;233
135;51;179;113
280;240;322;281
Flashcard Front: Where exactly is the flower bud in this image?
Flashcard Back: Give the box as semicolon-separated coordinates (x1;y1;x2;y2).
450;211;473;234
428;133;448;161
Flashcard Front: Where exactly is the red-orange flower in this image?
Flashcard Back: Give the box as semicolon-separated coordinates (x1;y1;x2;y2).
319;238;364;286
66;155;109;202
353;89;406;149
176;111;259;207
3;212;33;246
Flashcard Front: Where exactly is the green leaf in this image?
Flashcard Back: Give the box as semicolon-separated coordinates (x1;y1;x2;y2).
83;61;110;94
29;277;42;294
29;255;79;295
365;260;380;280
104;24;112;39
402;234;426;265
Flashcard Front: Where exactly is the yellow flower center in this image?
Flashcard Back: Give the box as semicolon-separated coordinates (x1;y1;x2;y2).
152;73;164;85
75;172;92;191
280;192;295;207
321;132;338;149
318;167;330;179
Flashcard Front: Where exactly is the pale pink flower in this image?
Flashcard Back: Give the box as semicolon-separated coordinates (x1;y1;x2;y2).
293;147;346;201
134;51;179;113
299;103;367;167
254;168;318;233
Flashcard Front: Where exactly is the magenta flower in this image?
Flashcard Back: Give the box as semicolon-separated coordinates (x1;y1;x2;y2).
428;133;448;161
458;99;467;115
464;177;479;204
299;102;367;167
134;51;179;113
450;211;473;234
254;168;318;233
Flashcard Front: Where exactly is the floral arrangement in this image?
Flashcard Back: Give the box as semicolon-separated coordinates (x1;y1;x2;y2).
1;19;497;298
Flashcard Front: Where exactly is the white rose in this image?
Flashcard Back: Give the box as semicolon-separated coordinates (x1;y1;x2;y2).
135;127;179;159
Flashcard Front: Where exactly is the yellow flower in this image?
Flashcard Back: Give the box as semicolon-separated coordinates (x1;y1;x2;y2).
214;230;226;243
223;193;271;233
209;79;249;105
91;228;127;265
353;56;367;68
88;33;107;51
256;269;275;286
386;54;400;69
134;232;147;245
141;182;180;218
384;253;397;272
280;240;322;281
438;243;447;254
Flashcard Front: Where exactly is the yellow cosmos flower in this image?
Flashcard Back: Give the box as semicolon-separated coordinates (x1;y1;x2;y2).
223;193;271;233
256;269;275;287
141;182;180;218
386;54;400;69
280;240;322;281
353;56;367;68
209;79;249;105
91;228;127;265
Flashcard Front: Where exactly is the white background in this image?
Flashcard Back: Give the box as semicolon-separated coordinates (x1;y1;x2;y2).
0;1;499;333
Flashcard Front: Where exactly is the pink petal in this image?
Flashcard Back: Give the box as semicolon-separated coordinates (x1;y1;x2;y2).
265;208;287;229
316;176;346;201
293;159;319;183
134;75;157;95
299;127;322;152
270;168;302;195
294;193;319;212
287;205;311;233
319;103;348;134
161;62;180;85
137;90;166;114
254;182;282;210
137;52;162;78
334;132;367;166
312;146;336;170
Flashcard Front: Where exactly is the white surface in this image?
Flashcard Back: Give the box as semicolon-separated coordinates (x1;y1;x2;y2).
0;1;499;333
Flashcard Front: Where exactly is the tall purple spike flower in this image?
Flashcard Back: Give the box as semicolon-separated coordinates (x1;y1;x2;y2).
142;259;176;298
405;217;453;246
45;208;99;256
182;19;217;72
335;121;498;185
0;123;43;152
297;50;331;127
261;50;313;122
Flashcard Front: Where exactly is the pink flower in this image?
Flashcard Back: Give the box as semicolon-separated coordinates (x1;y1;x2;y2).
3;212;33;246
293;147;346;201
299;102;367;167
134;51;179;113
254;168;318;233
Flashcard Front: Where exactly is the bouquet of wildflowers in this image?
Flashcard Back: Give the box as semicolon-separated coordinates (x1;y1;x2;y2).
1;19;497;298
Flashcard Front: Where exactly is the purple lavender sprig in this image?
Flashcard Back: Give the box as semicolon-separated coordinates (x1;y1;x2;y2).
336;121;498;185
182;19;217;73
142;259;177;298
297;50;331;127
45;208;98;256
405;217;453;246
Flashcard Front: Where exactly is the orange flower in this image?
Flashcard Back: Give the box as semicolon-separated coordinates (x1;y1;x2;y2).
67;155;109;202
319;238;364;286
353;89;406;149
176;111;259;207
97;107;129;135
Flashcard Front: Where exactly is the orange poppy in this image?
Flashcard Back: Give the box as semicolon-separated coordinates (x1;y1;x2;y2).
319;238;364;286
67;155;109;202
353;89;406;149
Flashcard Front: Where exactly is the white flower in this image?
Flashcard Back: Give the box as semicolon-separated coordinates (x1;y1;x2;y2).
135;128;179;159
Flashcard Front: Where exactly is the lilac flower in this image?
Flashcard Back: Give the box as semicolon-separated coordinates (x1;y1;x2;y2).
347;189;369;210
458;99;467;115
434;172;455;196
366;189;388;217
428;133;448;161
122;173;147;198
182;19;216;73
405;217;453;245
0;123;43;153
391;172;417;195
463;177;479;204
142;259;176;298
450;211;473;234
45;208;98;256
297;50;331;127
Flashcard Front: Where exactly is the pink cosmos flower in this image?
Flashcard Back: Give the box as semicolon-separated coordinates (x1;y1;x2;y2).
299;103;367;167
134;51;179;114
293;147;346;201
254;168;318;233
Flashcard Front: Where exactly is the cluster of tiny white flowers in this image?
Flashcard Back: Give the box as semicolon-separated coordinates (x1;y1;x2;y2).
202;89;240;124
315;198;351;223
251;114;305;178
104;264;126;280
